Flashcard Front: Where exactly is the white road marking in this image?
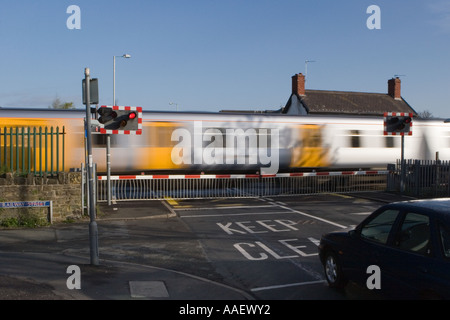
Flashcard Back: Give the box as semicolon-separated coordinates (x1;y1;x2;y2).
251;280;326;292
176;199;349;229
181;211;292;218
350;211;372;215
174;205;276;211
308;237;321;246
275;204;347;229
174;199;343;292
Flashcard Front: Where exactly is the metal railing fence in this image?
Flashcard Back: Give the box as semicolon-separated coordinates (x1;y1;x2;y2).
0;126;65;176
96;171;389;202
388;159;450;197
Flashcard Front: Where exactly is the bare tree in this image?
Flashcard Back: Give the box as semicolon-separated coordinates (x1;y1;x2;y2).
418;110;433;118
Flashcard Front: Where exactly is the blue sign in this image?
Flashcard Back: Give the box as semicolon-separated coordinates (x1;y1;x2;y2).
0;201;51;208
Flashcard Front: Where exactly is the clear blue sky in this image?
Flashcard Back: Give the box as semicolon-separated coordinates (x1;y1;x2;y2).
1;0;449;118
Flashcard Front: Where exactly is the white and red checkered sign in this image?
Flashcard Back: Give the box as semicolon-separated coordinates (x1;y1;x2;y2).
99;105;143;135
383;112;413;136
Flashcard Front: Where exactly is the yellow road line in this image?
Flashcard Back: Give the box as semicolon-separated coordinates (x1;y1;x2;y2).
164;197;179;206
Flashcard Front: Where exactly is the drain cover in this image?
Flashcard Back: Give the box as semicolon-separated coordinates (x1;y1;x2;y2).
129;281;169;298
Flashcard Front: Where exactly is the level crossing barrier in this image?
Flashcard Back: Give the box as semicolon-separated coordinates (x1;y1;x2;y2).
95;170;389;202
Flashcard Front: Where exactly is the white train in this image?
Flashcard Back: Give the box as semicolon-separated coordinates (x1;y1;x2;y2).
0;107;449;174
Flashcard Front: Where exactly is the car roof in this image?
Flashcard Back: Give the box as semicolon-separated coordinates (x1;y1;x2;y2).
388;198;450;222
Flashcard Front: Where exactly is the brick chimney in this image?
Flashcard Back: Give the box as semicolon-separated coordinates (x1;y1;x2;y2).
388;77;401;100
292;73;305;96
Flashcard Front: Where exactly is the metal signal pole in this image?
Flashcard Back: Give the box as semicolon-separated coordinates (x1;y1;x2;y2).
84;67;99;266
400;134;405;194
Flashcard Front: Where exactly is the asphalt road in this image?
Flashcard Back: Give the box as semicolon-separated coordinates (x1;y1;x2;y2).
0;191;415;301
167;193;388;299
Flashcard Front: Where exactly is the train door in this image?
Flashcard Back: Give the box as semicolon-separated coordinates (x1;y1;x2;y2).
290;124;330;169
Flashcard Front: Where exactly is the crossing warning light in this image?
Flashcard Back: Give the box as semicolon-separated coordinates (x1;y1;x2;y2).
98;107;117;124
384;112;413;136
97;106;142;135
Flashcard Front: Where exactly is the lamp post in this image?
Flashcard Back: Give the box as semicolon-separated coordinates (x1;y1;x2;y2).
84;67;99;265
113;54;131;106
107;54;131;206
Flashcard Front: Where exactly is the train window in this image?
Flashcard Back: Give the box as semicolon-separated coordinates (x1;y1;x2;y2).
303;126;322;147
385;136;395;148
92;134;120;147
149;123;179;148
156;126;174;147
350;130;360;148
92;134;107;147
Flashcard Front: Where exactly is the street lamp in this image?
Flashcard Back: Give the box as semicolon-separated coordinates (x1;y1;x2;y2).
113;54;131;105
108;54;131;206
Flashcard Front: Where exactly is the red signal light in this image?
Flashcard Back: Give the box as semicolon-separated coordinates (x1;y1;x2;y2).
128;112;137;120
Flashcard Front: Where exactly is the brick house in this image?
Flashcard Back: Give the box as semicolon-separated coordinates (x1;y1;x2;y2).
282;73;417;116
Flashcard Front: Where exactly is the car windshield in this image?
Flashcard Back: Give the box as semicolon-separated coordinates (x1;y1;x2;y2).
360;209;400;244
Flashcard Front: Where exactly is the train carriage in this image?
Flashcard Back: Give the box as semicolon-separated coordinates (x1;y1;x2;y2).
0;107;449;175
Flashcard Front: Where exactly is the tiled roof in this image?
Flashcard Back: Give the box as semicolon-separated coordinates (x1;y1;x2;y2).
286;90;417;116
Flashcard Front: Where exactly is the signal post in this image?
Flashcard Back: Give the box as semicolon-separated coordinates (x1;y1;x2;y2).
83;68;99;266
82;68;143;264
384;112;413;194
96;105;142;205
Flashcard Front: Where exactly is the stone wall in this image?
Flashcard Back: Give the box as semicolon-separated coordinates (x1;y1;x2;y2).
0;172;83;224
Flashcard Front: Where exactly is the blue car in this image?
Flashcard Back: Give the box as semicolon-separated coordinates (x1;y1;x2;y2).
318;198;450;299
